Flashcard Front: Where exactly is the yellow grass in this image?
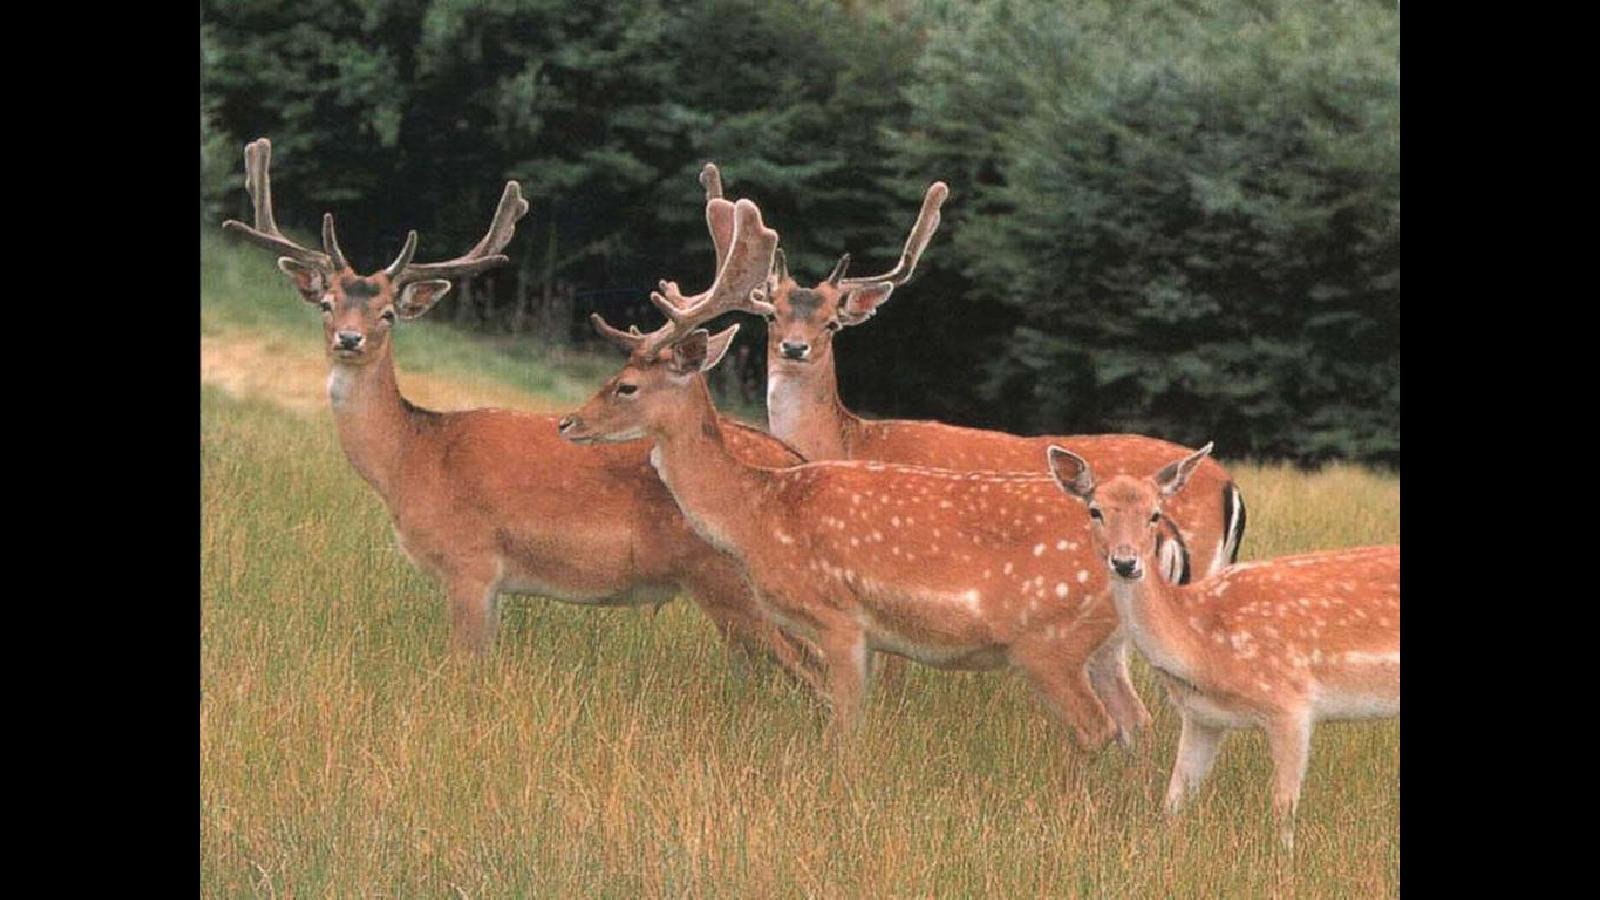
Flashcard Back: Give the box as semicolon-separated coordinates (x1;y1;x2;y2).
201;238;1398;896
200;383;1397;897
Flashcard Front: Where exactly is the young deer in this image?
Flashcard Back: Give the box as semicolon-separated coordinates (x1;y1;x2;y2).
220;138;822;687
559;198;1149;750
700;165;1247;587
1047;442;1399;850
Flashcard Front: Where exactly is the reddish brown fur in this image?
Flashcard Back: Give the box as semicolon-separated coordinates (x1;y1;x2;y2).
562;338;1151;751
762;272;1243;584
222;141;823;689
1050;445;1399;849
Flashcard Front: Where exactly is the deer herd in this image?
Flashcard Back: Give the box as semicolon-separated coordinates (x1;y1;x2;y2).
221;138;1398;850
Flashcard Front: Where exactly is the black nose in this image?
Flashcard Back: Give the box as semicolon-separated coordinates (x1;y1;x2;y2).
780;341;809;360
336;331;363;350
1111;557;1141;579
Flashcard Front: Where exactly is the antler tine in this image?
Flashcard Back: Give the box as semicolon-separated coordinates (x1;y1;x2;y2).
395;181;530;283
589;312;649;353
639;198;779;356
839;181;949;288
221;138;334;270
700;163;724;202
382;230;418;279
322;213;349;272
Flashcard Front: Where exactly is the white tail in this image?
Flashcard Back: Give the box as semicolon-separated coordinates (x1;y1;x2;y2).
1049;443;1399;850
221;138;823;688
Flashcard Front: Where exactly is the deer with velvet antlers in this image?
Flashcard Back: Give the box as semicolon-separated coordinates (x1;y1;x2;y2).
559;197;1152;750
220;138;823;686
1047;441;1399;850
699;164;1247;590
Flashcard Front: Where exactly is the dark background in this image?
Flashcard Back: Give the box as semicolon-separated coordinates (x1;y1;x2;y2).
201;0;1398;466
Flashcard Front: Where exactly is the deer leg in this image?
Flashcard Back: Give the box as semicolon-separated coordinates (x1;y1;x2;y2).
1011;638;1117;753
1265;711;1313;852
446;571;502;655
816;622;870;742
872;652;910;693
684;569;826;695
1164;714;1227;814
1086;633;1153;749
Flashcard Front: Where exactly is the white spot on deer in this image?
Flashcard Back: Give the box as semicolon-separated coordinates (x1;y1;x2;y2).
1003;562;1014;575
891;516;901;528
1077;570;1090;584
1055;583;1069;599
1033;543;1046;556
774;528;795;545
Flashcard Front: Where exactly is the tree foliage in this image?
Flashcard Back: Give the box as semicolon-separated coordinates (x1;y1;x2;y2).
201;0;1398;465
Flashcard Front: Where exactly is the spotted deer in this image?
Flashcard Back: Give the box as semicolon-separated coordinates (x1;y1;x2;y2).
698;165;1247;589
220;138;822;687
1047;442;1399;850
559;197;1151;750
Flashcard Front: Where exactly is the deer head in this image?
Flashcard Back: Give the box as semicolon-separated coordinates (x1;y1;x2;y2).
558;198;779;444
1048;442;1215;581
221;138;529;366
694;164;948;367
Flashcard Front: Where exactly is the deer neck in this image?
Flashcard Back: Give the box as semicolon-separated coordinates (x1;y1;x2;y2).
326;347;416;503
1109;572;1207;688
766;352;860;460
649;380;769;557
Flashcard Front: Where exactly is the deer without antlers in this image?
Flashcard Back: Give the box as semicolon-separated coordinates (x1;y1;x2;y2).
219;138;823;689
560;197;1153;750
1048;442;1399;850
700;164;1247;592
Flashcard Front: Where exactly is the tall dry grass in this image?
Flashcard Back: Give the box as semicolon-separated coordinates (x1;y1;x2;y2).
201;380;1398;897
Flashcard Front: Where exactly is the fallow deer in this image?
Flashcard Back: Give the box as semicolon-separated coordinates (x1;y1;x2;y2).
220;138;822;688
700;164;1247;590
1047;442;1399;850
559;198;1153;751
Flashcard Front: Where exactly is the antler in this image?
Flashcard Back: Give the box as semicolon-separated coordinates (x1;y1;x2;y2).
221;138;337;271
700;163;735;273
590;198;778;358
836;181;949;288
389;181;530;284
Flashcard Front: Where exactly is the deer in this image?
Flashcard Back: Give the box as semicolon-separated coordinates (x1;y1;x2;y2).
699;164;1247;591
219;138;824;689
1046;441;1399;850
558;196;1157;752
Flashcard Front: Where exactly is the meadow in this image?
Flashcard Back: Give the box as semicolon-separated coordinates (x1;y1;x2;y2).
200;240;1399;897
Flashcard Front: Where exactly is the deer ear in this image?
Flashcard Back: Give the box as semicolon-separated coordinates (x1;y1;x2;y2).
669;325;740;376
1047;445;1096;500
277;258;327;305
1155;442;1214;497
838;281;895;326
396;279;452;320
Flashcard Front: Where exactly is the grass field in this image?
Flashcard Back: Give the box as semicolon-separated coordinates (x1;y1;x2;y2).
200;239;1400;897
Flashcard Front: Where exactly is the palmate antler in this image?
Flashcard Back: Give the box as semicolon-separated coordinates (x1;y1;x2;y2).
697;161;947;290
221;139;338;271
591;196;778;358
831;180;949;289
222;137;529;283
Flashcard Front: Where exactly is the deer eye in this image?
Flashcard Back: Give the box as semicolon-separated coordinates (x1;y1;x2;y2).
825;320;841;332
319;298;333;313
616;383;638;396
1088;507;1103;521
379;308;396;323
1150;511;1162;524
763;312;776;323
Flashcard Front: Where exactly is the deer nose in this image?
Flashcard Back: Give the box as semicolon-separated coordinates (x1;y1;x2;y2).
780;341;809;360
1110;555;1143;580
557;415;578;433
335;331;364;351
